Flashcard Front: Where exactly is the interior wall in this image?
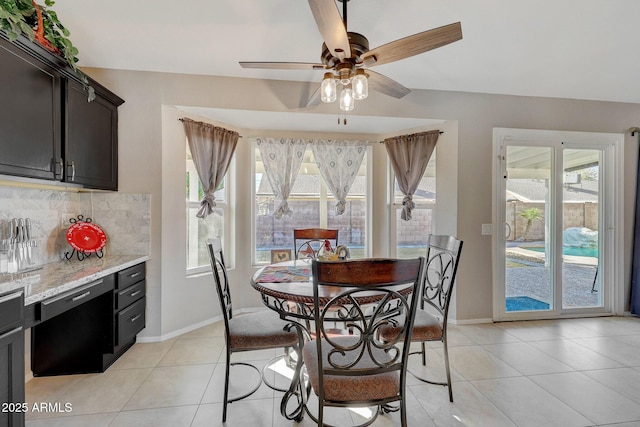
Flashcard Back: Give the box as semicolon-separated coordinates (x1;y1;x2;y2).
83;67;640;335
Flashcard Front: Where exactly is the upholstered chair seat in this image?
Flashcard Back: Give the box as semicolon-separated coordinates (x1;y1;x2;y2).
228;311;298;351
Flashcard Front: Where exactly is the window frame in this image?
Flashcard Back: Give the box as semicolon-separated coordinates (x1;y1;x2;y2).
186;147;234;276
388;151;436;258
251;140;372;266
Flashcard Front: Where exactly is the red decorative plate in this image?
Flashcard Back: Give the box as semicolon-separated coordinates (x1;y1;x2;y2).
66;222;107;253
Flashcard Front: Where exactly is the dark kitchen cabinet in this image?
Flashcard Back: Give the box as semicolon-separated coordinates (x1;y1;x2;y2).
31;262;146;376
0;290;25;427
65;79;122;190
0;36;62;181
0;31;124;190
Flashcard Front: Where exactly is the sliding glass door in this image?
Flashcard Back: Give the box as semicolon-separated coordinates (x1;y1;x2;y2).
493;129;623;320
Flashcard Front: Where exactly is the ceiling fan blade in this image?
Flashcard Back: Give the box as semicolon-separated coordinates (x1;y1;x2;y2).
240;62;326;70
308;0;351;60
366;70;411;99
362;22;462;67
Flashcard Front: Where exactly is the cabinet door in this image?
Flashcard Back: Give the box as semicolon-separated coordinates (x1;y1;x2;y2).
65;80;119;190
0;36;62;180
0;327;25;427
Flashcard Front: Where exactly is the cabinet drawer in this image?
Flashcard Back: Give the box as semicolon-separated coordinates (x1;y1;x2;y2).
117;263;145;290
41;275;114;321
116;280;145;311
117;297;145;345
0;290;24;332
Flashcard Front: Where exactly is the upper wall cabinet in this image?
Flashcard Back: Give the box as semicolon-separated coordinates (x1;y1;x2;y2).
66;79;121;190
0;35;62;181
0;31;124;190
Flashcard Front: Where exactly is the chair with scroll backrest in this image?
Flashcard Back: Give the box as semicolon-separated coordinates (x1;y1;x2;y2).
395;234;463;402
206;237;302;422
303;258;425;427
293;228;338;259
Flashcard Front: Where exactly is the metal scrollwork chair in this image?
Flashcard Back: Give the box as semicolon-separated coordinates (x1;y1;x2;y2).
206;237;303;422
293;228;339;259
303;258;425;427
383;234;463;403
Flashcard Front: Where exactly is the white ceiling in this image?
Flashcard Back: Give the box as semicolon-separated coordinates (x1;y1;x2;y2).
51;0;640;132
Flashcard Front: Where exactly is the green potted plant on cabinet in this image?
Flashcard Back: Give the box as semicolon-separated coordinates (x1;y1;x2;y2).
0;0;95;100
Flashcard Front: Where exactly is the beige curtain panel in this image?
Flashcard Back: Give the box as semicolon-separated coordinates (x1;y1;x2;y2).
182;118;239;218
384;130;439;220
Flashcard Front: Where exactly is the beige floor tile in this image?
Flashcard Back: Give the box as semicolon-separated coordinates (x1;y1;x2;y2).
178;321;225;339
35;368;152;418
405;347;464;386
25;412;116;426
109;340;177;370
571;336;640;366
567;317;640;336
483;342;575;375
25;374;87;419
530;371;640;425
109;405;198;427
457;323;522;345
157;336;225;366
411;381;516;427
123;364;215;410
582;368;640;405
448;345;521;380
494;321;565;342
23;318;640;427
192;400;274;427
471;376;592;427
529;339;623;371
201;360;276;404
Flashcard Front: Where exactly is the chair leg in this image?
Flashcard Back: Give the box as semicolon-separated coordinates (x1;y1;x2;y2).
421;342;427;365
223;349;231;422
400;398;408;427
443;339;453;402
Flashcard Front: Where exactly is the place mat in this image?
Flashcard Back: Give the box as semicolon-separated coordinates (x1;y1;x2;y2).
255;265;311;283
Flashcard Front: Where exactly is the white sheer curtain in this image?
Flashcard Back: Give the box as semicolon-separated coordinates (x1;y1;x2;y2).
384;130;439;220
257;137;307;219
182;118;239;219
310;140;368;215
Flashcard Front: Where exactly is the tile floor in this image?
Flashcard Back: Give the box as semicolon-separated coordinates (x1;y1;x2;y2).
25;316;640;427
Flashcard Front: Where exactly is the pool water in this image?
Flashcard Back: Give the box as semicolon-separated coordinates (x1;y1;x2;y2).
526;246;598;257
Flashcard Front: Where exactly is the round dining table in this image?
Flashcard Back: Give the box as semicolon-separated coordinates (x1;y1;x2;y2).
250;258;416;422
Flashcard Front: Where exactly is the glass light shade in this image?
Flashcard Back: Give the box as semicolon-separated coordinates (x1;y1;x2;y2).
352;70;368;100
339;87;355;111
320;73;337;103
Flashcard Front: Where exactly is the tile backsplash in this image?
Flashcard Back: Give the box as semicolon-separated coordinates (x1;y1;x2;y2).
0;186;150;267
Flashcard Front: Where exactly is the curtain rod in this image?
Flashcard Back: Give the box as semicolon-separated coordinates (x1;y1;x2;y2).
179;118;243;138
378;130;443;142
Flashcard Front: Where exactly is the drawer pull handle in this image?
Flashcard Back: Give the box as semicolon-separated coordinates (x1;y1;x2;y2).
130;314;142;323
0;291;22;305
130;290;142;297
129;272;141;278
71;291;91;302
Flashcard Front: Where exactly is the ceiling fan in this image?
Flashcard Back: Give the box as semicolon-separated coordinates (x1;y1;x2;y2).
240;0;462;111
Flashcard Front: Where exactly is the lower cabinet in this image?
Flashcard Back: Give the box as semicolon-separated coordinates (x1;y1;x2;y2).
31;262;146;376
0;290;25;427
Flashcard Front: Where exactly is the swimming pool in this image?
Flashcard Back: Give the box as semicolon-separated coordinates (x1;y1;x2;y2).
526;246;598;258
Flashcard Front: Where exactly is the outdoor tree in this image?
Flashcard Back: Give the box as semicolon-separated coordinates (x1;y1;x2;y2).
520;207;542;240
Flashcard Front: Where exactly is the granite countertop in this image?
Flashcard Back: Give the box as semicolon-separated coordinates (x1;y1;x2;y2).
0;255;149;305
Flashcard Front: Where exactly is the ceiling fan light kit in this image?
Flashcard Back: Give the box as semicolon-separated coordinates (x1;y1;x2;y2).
240;0;462;120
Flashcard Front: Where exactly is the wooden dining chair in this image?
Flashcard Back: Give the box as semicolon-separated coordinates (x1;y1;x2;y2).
303;258;425;427
206;237;302;422
382;235;463;402
293;228;338;259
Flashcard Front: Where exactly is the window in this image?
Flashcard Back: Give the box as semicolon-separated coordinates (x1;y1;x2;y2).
254;143;369;264
390;152;436;258
186;147;230;273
